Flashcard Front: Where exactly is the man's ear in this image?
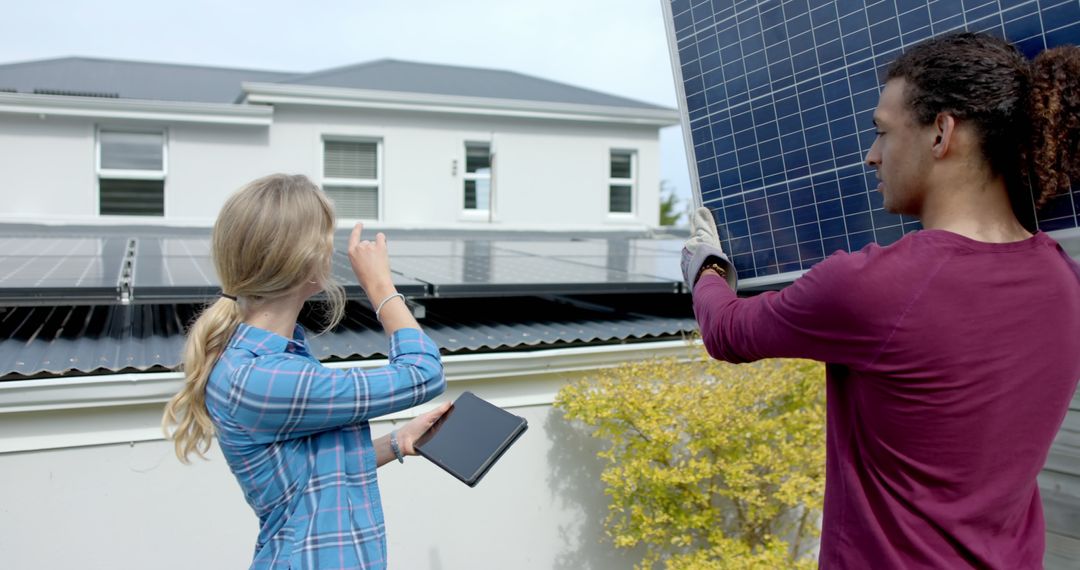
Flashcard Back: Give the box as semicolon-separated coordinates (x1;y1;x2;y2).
932;113;956;159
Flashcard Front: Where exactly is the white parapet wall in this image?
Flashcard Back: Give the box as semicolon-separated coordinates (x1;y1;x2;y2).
0;340;698;570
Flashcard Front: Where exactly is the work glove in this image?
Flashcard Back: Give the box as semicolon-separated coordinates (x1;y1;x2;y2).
680;206;738;292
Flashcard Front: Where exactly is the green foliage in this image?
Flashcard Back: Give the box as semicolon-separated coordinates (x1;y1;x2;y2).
659;182;684;226
554;351;825;569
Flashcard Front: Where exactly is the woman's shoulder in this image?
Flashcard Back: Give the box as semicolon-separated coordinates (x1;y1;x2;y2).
218;348;323;383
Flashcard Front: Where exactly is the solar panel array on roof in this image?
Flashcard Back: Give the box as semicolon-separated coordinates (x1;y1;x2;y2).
384;238;680;296
132;238;216;302
0;237;127;304
329;251;429;297
0;228;685;305
663;0;1080;285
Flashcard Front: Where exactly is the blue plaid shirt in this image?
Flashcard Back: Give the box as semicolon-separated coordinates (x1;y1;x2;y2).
205;323;445;570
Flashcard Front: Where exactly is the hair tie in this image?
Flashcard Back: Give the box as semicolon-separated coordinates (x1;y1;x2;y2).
219;292;237;301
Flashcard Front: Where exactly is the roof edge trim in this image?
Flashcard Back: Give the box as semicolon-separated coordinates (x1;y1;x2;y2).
0;92;273;126
241;82;679;126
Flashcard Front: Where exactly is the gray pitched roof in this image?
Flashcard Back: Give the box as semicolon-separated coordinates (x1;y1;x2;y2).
0;56;670;111
0;57;294;103
278;59;669;110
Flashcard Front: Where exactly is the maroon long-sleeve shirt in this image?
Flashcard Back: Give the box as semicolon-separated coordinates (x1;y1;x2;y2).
694;229;1080;569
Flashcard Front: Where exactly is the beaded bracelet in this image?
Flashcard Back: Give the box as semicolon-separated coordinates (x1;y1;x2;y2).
695;261;728;285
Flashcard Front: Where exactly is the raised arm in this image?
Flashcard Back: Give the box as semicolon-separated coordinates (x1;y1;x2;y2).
226;329;445;443
684;207;886;367
693;254;879;365
227;222;447;442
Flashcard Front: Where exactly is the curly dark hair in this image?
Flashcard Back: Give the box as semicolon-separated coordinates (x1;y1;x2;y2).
886;32;1080;230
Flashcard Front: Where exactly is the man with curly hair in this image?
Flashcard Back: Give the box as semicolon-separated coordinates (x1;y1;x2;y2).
685;32;1080;568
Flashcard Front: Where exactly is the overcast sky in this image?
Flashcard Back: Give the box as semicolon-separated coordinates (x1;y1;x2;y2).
1;0;694;209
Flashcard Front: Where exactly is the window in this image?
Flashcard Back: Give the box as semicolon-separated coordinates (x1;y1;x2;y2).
608;150;636;214
323;139;380;219
463;142;491;212
97;129;166;216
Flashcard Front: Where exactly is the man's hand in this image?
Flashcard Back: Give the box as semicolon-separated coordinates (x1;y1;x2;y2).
687;206;723;250
681;207;738;291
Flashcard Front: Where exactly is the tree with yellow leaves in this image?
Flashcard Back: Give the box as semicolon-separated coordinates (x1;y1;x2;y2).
555;351;825;569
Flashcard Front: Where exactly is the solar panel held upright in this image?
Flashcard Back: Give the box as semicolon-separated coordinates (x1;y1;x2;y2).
662;0;1080;289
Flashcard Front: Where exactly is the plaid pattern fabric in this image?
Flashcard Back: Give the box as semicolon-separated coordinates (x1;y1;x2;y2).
205;323;445;570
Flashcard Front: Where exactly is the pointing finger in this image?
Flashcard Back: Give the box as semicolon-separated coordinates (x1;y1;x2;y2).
350;222;364;248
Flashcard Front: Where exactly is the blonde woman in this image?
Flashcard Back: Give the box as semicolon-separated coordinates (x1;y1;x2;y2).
163;174;448;570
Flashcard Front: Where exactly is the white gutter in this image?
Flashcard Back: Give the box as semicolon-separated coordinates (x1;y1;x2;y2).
0;340;698;414
241;82;680;127
0;92;274;126
0;340;700;453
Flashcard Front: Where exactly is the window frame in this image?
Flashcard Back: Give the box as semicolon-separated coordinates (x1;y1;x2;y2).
460;140;493;220
95;126;168;217
607;148;637;217
319;135;383;221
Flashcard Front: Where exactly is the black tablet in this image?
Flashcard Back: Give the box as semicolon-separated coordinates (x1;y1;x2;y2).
414;391;528;487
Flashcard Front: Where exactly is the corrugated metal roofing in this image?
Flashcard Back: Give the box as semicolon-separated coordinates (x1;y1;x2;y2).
0;56;670;111
0;295;696;379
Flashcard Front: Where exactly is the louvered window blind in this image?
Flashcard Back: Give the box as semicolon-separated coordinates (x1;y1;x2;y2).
608;150;635;214
324;141;377;179
323;186;378;219
323;140;379;219
97;130;165;216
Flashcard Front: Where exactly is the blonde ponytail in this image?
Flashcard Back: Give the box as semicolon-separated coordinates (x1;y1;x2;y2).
162;298;242;462
162;173;346;462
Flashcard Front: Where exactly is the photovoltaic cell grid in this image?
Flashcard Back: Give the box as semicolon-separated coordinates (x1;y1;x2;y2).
665;0;1080;282
386;238;683;296
134;237;429;300
0;233;685;304
330;251;429;296
0;237;127;303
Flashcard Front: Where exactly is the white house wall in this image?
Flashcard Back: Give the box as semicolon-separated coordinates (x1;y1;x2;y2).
0;114;98;219
0;406;643;570
0;113;272;225
165;123;273;222
0;341;694;569
270;105;662;230
0;103;664;230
